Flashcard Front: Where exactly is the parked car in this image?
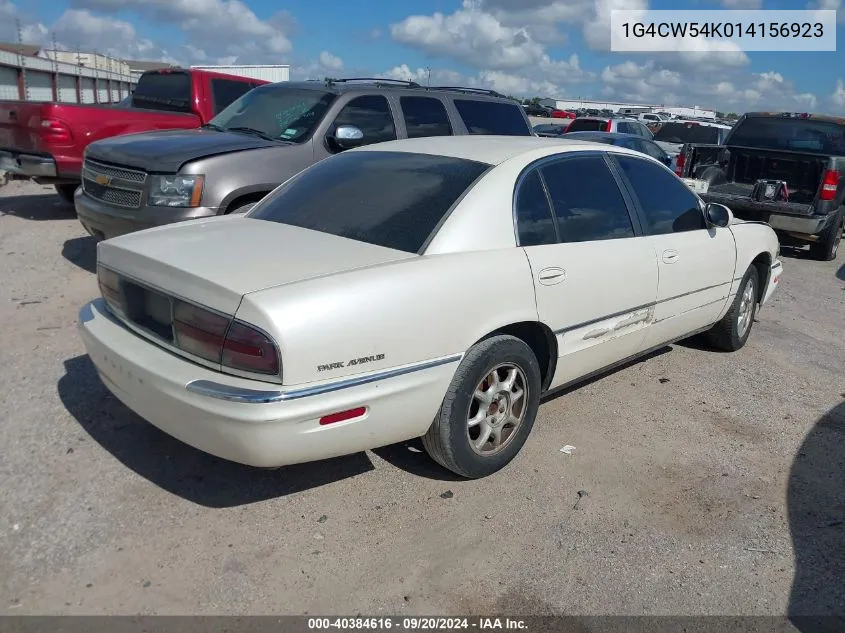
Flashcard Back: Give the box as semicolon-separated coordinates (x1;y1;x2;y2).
74;80;534;241
679;112;845;261
78;135;782;478
523;103;552;117
550;109;576;120
0;68;267;202
638;112;669;124
563;131;672;166
533;122;571;137
653;120;733;173
565;116;653;139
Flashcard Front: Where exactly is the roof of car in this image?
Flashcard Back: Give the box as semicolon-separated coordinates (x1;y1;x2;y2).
352;135;647;166
262;79;516;101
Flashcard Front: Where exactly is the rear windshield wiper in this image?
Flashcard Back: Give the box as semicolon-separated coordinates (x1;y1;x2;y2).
226;126;286;142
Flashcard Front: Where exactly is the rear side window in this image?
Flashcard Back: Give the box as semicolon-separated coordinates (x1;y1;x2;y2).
615;155;705;234
540;155;635;242
514;171;557;246
131;72;192;113
567;118;607;132
453;99;530;136
210;78;256;115
249;151;490;253
400;97;452;138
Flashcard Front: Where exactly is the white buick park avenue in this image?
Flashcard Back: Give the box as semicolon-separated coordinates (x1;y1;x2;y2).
78;136;783;479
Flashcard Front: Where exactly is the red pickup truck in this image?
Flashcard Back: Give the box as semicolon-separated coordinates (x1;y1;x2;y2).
0;68;267;202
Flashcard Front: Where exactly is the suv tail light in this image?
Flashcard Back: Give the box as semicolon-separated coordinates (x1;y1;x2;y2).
40;118;73;144
675;148;686;177
172;300;280;376
604;120;613;132
820;169;839;201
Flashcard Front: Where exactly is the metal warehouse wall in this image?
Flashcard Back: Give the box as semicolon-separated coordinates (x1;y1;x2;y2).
191;64;290;83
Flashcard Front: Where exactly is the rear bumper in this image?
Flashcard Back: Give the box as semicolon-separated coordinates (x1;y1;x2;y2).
0;150;57;178
762;259;783;306
703;193;831;236
77;298;458;468
75;188;217;240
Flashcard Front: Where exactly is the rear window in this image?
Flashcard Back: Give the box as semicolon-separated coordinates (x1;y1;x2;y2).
249;151;491;253
566;118;608;132
727;117;845;153
454;99;531;135
654;122;724;145
131;72;192;113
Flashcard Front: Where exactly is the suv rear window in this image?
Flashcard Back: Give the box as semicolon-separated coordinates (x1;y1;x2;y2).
131;71;192;113
566;118;608;132
727;117;845;153
655;122;725;145
453;99;531;136
249;151;491;253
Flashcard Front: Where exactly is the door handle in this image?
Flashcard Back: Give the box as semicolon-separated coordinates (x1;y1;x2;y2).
661;249;679;264
537;267;566;285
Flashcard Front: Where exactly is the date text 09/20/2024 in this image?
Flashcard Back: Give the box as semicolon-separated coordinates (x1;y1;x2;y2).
307;617;527;630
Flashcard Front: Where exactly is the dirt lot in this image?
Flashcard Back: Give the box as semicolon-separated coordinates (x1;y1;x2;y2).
0;180;843;617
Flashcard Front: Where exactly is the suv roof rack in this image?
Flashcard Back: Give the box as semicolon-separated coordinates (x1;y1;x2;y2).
426;86;509;98
323;77;421;87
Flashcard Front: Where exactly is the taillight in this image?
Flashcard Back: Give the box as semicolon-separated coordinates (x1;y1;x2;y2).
605;120;612;132
675;148;686;177
171;300;280;376
820;169;839;201
222;322;279;375
40;118;73;144
97;265;122;313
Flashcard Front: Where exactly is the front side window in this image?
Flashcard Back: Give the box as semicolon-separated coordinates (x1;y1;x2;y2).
248;151;490;253
453;99;531;136
332;95;397;145
210;86;336;142
514;170;557;246
400;96;452;138
615;155;705;235
539;155;635;242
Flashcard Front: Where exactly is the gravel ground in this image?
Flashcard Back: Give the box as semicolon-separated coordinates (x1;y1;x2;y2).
0;180;843;617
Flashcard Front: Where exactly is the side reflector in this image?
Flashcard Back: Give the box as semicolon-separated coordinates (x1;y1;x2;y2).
319;407;367;426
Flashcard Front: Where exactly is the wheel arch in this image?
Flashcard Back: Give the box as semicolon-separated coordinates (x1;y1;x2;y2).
750;251;771;304
473;321;558;391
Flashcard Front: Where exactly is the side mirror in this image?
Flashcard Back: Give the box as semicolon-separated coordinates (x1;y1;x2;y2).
328;125;364;151
705;202;732;228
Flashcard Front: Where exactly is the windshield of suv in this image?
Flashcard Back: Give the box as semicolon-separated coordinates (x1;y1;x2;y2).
249;151;491;253
727;117;845;153
655;122;725;144
210;86;336;143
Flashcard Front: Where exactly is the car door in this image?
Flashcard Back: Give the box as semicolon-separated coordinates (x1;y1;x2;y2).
610;153;736;349
514;152;659;389
318;94;398;159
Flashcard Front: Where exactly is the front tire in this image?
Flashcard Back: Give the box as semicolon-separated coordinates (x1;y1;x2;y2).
808;208;844;261
422;335;542;479
54;184;78;205
705;265;759;352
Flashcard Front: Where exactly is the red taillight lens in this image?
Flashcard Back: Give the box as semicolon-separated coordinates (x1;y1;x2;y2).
675;149;686;177
40;118;73;144
97;265;122;312
222;321;279;375
820;169;839;201
172;300;229;363
605;120;612;131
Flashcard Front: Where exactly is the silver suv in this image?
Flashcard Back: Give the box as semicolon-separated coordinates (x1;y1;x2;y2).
74;79;534;240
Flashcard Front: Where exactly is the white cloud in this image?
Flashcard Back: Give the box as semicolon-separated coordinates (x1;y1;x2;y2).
831;80;845;109
318;50;343;71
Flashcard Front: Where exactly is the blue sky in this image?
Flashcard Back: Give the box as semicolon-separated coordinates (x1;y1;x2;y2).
2;0;844;112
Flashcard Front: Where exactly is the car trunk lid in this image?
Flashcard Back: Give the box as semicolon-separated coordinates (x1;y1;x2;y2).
97;216;417;316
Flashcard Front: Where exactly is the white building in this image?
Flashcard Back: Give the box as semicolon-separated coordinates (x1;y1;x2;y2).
538;97;716;120
191;65;290;83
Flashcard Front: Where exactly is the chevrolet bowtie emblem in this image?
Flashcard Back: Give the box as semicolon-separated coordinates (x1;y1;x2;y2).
95;174;111;186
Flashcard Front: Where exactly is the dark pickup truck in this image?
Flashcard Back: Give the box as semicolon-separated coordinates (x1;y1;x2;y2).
0;68;266;203
679;112;845;261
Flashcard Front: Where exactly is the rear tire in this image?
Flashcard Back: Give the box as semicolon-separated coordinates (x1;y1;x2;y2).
705;265;759;352
808;208;844;261
54;184;77;205
422;335;542;479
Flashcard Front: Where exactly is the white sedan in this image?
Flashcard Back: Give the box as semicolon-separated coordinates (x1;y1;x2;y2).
78;136;783;479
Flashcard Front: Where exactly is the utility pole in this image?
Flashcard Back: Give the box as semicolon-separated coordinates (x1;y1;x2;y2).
426;67;431;86
16;18;28;101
